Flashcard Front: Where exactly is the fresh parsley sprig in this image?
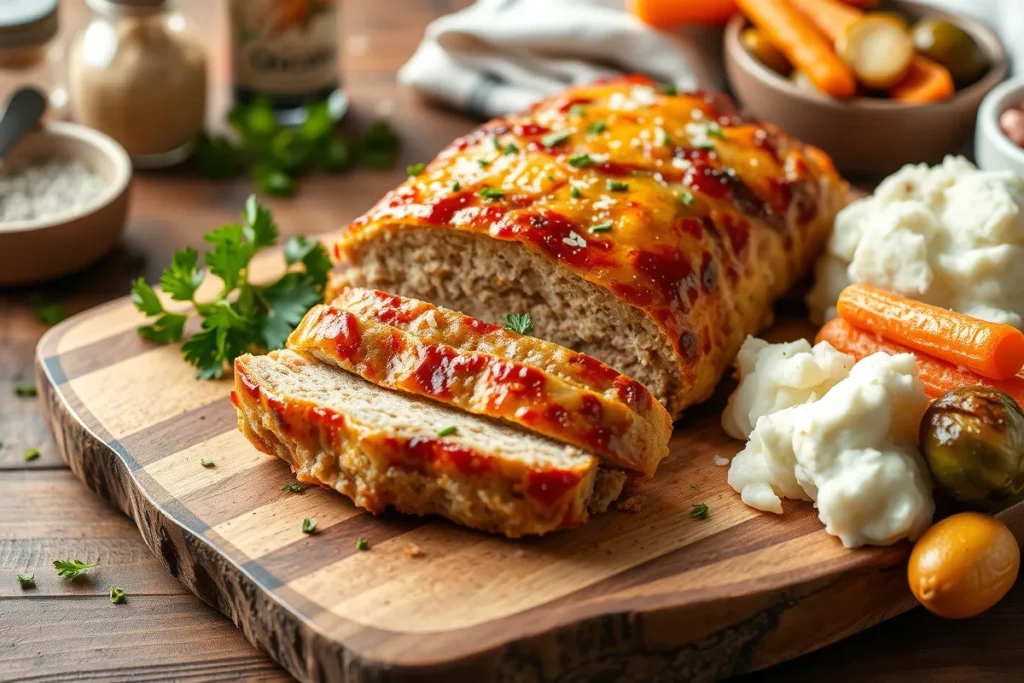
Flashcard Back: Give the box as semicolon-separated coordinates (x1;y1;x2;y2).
131;196;331;380
504;313;534;335
54;559;96;580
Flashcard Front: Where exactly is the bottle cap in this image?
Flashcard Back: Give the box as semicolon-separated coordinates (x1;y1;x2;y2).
0;0;58;50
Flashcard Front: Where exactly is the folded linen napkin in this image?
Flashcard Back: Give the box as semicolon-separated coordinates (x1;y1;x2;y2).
398;0;1022;119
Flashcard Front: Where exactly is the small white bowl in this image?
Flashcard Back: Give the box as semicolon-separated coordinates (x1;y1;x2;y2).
976;78;1024;176
0;120;132;286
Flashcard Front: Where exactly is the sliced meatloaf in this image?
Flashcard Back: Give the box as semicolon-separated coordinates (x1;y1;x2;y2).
287;289;672;476
332;76;848;417
232;350;626;537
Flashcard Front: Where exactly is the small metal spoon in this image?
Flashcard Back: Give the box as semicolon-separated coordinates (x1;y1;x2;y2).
0;88;47;161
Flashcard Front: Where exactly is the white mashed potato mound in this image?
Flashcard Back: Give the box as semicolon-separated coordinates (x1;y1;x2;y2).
728;352;934;548
722;336;854;440
807;156;1024;328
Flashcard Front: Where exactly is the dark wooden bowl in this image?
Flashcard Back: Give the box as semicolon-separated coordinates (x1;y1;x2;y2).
724;0;1008;176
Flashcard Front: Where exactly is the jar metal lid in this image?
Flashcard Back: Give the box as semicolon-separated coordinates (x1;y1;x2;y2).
85;0;175;17
0;0;58;49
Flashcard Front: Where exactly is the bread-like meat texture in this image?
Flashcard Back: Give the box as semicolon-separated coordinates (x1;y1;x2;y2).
332;76;848;417
288;288;673;476
232;350;626;537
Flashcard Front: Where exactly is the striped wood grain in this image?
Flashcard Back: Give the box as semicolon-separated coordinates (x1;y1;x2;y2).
36;260;1024;682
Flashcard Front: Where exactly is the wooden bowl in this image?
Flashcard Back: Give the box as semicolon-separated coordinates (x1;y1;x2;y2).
0;121;131;286
724;1;1008;176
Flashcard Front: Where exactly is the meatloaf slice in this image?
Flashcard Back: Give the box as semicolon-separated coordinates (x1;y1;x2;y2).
287;291;672;476
232;350;626;537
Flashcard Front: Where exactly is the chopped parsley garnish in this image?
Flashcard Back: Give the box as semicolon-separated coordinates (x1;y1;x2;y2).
54;559;96;580
17;572;35;589
29;293;68;326
587;121;607;134
589;223;613;233
437;426;458;437
301;518;317;534
479;187;504;199
690;503;709;519
690;483;699;490
503;143;519;155
200;458;214;468
660;83;678;96
356;537;369;551
696;142;716;151
406;163;426;176
568;153;593;168
14;385;36;397
706;125;726;139
451;181;461;191
23;448;40;462
504;312;534;335
569;104;587;116
477;158;491;168
679;190;694;206
607;180;629;192
492;135;502;150
541;131;571;147
131;196;330;379
109;587;127;604
570;186;581;199
657;129;673;146
281;483;304;492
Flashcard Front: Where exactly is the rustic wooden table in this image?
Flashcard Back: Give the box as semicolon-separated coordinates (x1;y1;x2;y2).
2;1;1021;681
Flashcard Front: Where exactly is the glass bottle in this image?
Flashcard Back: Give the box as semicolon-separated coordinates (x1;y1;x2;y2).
0;0;67;117
229;0;347;125
68;0;207;169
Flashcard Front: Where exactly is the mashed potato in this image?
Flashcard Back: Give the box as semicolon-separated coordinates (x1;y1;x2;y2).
807;156;1024;328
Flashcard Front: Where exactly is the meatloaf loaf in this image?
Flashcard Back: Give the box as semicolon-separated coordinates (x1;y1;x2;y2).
332;76;848;417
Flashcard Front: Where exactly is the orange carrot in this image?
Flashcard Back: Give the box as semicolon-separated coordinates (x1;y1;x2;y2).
788;0;861;42
889;55;956;103
837;0;878;7
630;0;737;26
837;284;1024;381
736;0;857;98
817;318;1024;406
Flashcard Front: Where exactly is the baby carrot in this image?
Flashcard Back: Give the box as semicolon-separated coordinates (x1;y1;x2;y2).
631;0;738;26
889;56;956;104
736;0;857;98
837;284;1024;381
788;0;861;41
817;318;1024;406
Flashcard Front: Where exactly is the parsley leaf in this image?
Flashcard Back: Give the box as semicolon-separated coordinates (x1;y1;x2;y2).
406;163;426;176
679;190;695;206
54;559;96;580
17;572;35;588
160;248;205;302
541;131;571;147
130;278;166;316
203;223;253;292
570;186;581;199
109;587;127;604
23;448;40;462
301;518;317;534
194;133;242;179
282;483;304;492
284;236;331;293
437;426;457;437
690;503;709;519
479;187;504;200
28;293;68;326
568;154;593;168
356;537;369;550
587;121;607;135
260;273;321;350
243;195;279;248
504;313;533;335
14;385;36;397
200;458;214;467
607;180;629;192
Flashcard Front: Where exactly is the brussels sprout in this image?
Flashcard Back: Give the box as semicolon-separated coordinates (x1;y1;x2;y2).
911;18;988;88
921;386;1024;511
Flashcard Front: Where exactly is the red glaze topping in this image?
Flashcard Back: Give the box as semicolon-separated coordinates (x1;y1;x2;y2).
525;469;585;507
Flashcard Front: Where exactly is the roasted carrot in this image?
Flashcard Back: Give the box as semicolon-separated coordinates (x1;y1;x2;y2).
837;284;1024;381
788;0;955;102
889;55;956;103
631;0;737;26
736;0;857;98
816;318;1024;406
837;0;877;6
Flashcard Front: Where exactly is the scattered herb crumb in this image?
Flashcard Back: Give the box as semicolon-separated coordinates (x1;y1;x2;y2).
679;190;694;206
587;121;607;134
568;104;587;116
17;572;35;588
200;458;215;468
23;448;40;462
437;426;457;437
301;518;317;534
281;483;304;492
14;385;37;397
53;559;97;580
451;181;461;192
607;180;629;192
492;135;502;150
29;293;69;326
479;187;504;200
690;483;699;490
589;222;612;233
406;163;426;176
477;158;491;168
541;131;570;147
660;83;678;96
568;153;593;168
706;124;726;139
690;503;709;520
404;543;423;558
356;537;369;551
109;587;127;604
503;143;519;155
570;186;581;199
504;312;533;335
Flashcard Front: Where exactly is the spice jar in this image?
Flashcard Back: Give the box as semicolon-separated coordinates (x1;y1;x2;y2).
0;0;67;117
229;0;347;125
69;0;207;169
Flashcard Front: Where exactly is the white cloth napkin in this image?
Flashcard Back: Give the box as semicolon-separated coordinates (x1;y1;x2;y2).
398;0;1023;119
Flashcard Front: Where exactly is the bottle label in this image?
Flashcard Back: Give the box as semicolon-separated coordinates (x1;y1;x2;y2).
230;0;339;96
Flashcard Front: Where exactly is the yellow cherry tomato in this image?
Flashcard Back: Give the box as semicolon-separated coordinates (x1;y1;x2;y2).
908;512;1020;619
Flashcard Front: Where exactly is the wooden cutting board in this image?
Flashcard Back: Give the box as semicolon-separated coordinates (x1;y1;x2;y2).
36;254;1018;683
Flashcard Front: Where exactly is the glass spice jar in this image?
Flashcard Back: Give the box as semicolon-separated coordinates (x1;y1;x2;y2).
68;0;207;168
0;0;68;118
